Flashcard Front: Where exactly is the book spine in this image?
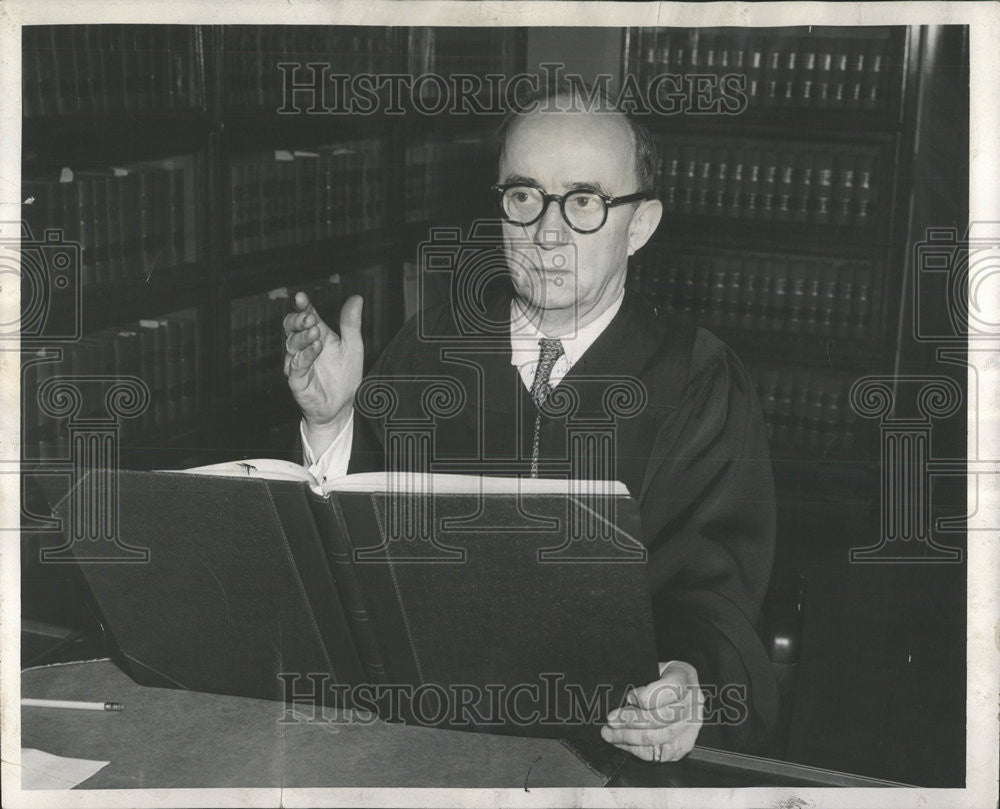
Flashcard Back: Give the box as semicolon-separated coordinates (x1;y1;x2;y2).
230;162;244;255
677;256;696;314
138;320;166;433
710;146;727;218
775;152;794;222
249;481;369;695
74;26;94;114
739;258;759;330
793;152;813;224
135;26;152;111
835;265;855;339
254;296;269;394
167;25;183;109
136;170;154;279
722;258;742;329
855;153;876;229
107;173;124;281
112;329;141;442
831;152;853;227
769;259;789;331
799;37;817;106
247;161;262;253
805;373;827;448
91;178;110;284
162;318;182;426
176;156;198;267
803;262;823;336
820;377;842;451
121;25;138;112
33;28;55;116
230;300;248;400
21;28;37;117
852;263;872;339
694;146;712;217
812;153;833;226
165;164;181;268
773;369;795;446
308;494;389;684
787;262;806;334
28;349;54;457
151;26;167;110
260;159;275;250
725;148;744;218
52;27;76;115
864;39;886;111
831;39;849;108
103;25;124;114
756;367;779;444
185;312;200;416
790;369;810;447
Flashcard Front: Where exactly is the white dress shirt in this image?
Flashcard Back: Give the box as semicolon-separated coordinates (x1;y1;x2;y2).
302;290;626;484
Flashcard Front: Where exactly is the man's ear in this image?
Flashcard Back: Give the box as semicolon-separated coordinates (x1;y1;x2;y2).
626;198;663;256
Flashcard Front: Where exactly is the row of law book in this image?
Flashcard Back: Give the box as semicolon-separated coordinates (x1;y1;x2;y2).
404;132;497;224
630;27;894;112
22;155;201;286
22;308;200;461
653;136;881;229
224;25;394;111
23;25;203;117
748;362;859;454
230;267;390;400
229;139;386;255
407;27;519;104
629;245;877;342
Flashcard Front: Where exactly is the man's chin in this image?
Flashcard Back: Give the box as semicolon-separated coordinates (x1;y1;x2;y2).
510;272;577;306
510;283;577;313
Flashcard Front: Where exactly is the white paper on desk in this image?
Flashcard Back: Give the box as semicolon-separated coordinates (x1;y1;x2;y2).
20;748;109;789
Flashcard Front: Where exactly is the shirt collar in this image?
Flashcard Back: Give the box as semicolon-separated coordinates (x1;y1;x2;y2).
509;289;625;369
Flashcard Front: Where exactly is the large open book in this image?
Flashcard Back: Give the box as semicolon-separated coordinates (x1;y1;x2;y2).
54;461;659;746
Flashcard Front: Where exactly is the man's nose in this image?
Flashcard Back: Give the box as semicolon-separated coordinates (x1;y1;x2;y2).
532;196;569;247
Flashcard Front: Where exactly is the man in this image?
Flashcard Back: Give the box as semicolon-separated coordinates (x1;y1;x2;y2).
283;90;778;762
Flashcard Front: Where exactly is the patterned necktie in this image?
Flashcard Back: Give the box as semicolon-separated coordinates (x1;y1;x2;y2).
530;338;565;477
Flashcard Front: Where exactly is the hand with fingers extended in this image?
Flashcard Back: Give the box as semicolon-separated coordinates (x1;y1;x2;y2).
601;660;705;763
283;291;365;456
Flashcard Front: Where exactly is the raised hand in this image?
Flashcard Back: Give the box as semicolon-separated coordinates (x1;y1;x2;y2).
283;291;364;454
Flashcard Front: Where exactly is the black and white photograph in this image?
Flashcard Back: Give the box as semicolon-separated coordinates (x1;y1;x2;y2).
1;2;997;807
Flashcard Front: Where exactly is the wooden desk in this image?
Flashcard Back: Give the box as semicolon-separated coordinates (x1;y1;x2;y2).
19;659;911;790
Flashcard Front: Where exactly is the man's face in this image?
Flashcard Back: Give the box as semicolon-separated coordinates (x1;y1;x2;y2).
498;108;646;330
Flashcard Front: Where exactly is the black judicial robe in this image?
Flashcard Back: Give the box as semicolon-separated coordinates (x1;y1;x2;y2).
346;287;779;752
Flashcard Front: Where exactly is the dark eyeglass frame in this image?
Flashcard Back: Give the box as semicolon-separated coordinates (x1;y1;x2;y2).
492;183;651;234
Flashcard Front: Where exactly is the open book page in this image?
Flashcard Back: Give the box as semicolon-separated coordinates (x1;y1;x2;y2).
172;462;628;499
177;458;320;489
321;471;629;497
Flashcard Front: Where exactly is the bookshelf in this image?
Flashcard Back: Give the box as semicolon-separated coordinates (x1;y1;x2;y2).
623;26;918;476
17;23;525;674
620;26;968;784
20;24;525;471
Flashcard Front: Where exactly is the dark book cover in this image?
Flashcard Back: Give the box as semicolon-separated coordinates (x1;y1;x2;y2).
58;471;365;702
52;468;658;777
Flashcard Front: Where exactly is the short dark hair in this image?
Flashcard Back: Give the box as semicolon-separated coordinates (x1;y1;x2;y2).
497;81;658;195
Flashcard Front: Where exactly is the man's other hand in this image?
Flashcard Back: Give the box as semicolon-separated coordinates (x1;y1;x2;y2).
601;660;705;763
283;291;364;454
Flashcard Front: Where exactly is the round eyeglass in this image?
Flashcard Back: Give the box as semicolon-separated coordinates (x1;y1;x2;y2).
492;183;651;234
